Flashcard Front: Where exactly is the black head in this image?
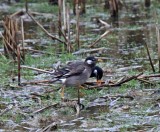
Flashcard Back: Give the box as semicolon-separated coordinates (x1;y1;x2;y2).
90;66;103;80
85;56;97;67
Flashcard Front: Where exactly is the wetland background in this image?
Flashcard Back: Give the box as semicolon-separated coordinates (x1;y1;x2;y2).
0;0;160;131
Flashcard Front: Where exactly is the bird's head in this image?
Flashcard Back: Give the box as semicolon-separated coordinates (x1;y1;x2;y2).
85;56;97;67
91;66;103;84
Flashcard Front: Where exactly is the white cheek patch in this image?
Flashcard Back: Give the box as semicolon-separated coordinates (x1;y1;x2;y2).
60;78;66;83
87;60;93;64
94;69;98;75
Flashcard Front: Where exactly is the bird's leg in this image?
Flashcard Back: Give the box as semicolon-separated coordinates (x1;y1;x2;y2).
60;85;65;99
78;85;85;97
77;85;85;113
77;85;80;105
77;85;86;104
77;84;85;103
79;85;85;89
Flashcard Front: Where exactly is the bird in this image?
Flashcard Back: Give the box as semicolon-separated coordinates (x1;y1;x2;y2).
52;56;97;99
90;66;103;85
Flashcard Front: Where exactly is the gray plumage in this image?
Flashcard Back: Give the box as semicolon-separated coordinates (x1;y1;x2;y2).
52;56;97;86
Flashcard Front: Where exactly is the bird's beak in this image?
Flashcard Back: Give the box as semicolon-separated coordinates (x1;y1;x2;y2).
97;79;102;85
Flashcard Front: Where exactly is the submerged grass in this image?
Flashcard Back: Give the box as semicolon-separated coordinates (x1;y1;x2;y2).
30;2;59;13
0;111;26;124
0;43;77;86
0;55;15;85
8;2;59;13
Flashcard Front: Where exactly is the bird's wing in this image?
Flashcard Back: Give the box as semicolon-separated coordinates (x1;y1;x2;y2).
53;67;69;78
63;62;85;77
53;61;85;78
67;61;83;68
